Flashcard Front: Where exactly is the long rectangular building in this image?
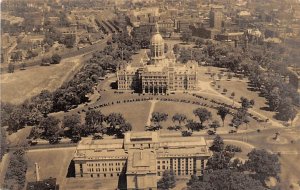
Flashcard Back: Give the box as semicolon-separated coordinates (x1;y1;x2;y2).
73;132;211;190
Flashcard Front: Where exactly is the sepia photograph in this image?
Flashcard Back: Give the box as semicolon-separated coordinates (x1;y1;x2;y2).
0;0;299;189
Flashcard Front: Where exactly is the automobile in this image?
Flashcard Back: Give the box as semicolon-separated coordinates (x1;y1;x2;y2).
207;130;216;135
229;130;237;134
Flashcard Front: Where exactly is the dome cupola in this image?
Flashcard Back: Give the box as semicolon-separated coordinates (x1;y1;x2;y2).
150;22;165;64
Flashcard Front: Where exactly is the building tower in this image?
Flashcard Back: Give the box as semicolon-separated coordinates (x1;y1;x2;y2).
209;6;223;30
150;23;165;64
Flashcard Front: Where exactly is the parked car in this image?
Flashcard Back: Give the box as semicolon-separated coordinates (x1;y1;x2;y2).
228;130;237;134
207;130;216;135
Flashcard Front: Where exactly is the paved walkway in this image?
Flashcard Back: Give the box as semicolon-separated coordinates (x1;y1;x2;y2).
146;100;159;126
196;79;285;129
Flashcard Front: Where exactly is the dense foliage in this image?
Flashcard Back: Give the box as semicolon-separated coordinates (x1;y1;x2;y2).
29;111;132;143
177;39;299;122
187;136;281;190
4;149;27;190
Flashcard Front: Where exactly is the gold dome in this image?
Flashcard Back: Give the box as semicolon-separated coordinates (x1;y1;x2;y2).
151;33;164;44
151;22;164;45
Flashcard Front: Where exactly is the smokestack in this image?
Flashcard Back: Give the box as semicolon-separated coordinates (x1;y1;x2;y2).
35;162;40;182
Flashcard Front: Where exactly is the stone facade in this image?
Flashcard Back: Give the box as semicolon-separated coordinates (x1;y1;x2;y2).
117;23;199;94
73;132;211;190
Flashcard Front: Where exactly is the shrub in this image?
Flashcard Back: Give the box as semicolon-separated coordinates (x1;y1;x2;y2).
225;144;242;152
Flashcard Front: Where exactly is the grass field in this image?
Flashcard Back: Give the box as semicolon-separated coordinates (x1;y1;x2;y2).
99;101;152;131
153;101;262;132
25;148;75;187
1;57;83;104
215;79;276;119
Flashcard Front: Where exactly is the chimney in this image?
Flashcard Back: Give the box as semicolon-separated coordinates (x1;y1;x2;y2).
35;162;40;182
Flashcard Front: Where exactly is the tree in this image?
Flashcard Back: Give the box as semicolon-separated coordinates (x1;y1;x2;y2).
245;149;281;183
116;122;132;138
206;151;235;171
179;48;191;63
164;43;168;53
240;97;252;110
8;63;15;73
185;119;203;131
10;51;22;62
85;110;105;134
276;98;297;124
39;116;60;140
151;112;168;130
51;54;62;64
173;44;180;55
1;102;16;127
267;87;281;111
63;114;82;137
172;113;187;127
64;35;76;48
106;113;126;128
20;62;26;70
0;128;8;160
181;29;192;44
210;135;224;152
187;169;267;190
31;90;53;117
7;107;27;132
193;108;212;125
195;38;205;48
157;170;176;190
4;149;27;190
217;106;229;127
210;120;221;131
232;108;248;130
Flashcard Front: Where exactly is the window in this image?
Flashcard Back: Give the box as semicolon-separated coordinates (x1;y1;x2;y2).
104;174;106;177
91;174;93;178
97;174;100;177
111;174;113;177
158;166;160;170
162;166;165;169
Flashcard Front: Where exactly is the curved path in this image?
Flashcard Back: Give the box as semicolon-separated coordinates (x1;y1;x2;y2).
196;79;285;128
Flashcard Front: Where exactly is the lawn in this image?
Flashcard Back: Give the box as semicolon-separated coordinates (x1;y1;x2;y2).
214;78;277;120
0;56;83;104
99;101;152;131
153;101;236;132
25;148;75;187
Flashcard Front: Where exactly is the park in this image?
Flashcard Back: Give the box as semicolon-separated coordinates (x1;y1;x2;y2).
1;30;300;190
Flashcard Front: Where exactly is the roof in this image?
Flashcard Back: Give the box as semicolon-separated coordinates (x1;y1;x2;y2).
124;132;159;144
151;33;164;44
127;149;157;174
75;138;127;160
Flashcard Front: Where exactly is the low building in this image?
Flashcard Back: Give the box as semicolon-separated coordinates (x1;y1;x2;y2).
73;132;211;190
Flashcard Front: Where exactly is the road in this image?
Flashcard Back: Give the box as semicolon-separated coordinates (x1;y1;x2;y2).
0;34;112;73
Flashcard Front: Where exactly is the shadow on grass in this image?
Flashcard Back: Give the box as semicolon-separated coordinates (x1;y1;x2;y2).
66;160;75;178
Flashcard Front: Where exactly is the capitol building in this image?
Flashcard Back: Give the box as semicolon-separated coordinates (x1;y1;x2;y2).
117;23;199;94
